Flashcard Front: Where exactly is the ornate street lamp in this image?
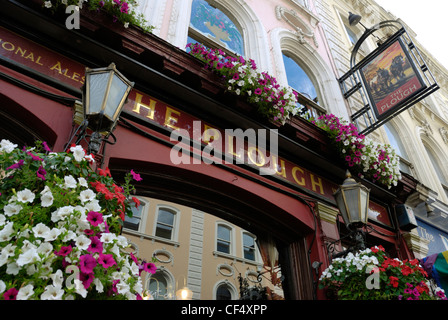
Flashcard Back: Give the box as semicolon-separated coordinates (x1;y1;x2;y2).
67;63;134;157
331;171;370;255
334;171;370;230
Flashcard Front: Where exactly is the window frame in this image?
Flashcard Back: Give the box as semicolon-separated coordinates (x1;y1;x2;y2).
188;0;245;57
215;222;234;255
123;196;148;233
153;205;180;242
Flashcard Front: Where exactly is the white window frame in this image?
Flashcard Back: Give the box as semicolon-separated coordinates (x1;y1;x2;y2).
153;204;181;242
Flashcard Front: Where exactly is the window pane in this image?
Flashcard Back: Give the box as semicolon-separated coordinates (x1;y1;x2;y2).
124;199;143;231
243;233;255;260
158;209;174;225
216;284;232;300
190;0;244;55
217;239;230;254
156;223;173;239
148;273;168;300
218;225;230;240
282;53;317;102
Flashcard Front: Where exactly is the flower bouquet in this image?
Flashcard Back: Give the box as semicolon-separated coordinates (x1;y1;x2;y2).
0;139;155;300
319;245;447;300
187;42;300;125
313;114;401;189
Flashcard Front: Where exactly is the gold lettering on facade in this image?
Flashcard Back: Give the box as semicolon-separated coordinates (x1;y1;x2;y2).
203;124;221;144
247;147;266;167
271;155;287;178
310;174;324;195
132;93;155;119
292;167;306;186
164;107;181;130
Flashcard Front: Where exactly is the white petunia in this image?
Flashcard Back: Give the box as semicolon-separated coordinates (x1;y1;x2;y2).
0;139;18;153
44;228;62;242
17;188;35;203
41;285;64;300
63;175;77;189
0;280;5;294
17;284;34;300
4;203;22;216
70;145;85;162
75;234;91;250
74;279;88;298
37;242;54;257
6;262;19;275
50;269;64;288
41;191;54;207
79;189;96;203
100;232;117;244
0;222;15;241
85;199;101;212
0;214;5;226
17;248;39;266
33;223;51;239
78;177;88;188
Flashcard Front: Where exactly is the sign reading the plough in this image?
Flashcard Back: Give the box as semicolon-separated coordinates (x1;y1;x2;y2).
360;38;426;120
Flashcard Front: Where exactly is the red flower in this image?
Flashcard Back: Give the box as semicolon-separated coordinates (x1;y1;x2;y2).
401;265;414;276
389;276;399;288
132;197;141;208
98;167;111;177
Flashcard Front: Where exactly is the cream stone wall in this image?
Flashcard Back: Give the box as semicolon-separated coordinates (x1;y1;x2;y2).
123;197;281;300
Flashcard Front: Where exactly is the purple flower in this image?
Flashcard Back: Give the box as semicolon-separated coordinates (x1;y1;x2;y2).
79;254;97;274
130;169;143;181
55;245;72;257
36;165;47;180
87;211;104;227
6;159;24;170
87;236;103;254
98;253;116;269
42;141;52;152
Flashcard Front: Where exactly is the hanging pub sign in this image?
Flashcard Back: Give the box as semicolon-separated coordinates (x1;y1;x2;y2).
359;38;426;121
338;21;439;135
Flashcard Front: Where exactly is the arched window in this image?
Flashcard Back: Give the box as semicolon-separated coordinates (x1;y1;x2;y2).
124;197;147;232
424;145;448;199
216;283;232;300
242;232;256;261
282;52;318;103
189;0;244;55
214;281;237;300
147;270;174;300
383;123;413;175
216;224;232;254
155;207;178;240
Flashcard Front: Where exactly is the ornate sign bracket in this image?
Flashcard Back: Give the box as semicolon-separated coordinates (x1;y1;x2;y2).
338;20;439;135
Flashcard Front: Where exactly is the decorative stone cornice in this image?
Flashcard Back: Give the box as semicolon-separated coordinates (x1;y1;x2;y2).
403;231;430;259
316;202;339;224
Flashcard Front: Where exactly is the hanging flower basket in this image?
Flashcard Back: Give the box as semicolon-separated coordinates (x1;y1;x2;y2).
319;245;447;300
0;140;156;300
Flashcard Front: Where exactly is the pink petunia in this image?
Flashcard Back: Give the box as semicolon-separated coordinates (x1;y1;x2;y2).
55;245;72;257
3;288;18;300
79;254;97;274
87;236;103;254
36;165;47;181
143;262;157;275
87;211;104;227
6;159;24;170
98;253;117;269
130;169;143;181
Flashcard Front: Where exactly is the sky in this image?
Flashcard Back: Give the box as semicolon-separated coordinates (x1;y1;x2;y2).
374;0;448;70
